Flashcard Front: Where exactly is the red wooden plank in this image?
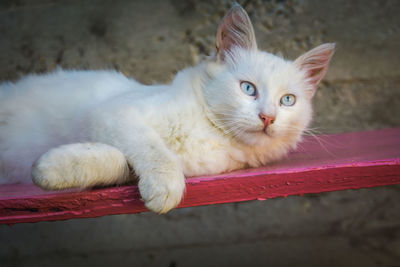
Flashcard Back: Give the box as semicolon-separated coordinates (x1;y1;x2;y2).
0;128;399;224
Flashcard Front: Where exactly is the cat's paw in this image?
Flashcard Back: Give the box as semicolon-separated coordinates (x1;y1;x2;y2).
31;153;72;190
32;143;130;190
139;169;186;214
32;145;84;190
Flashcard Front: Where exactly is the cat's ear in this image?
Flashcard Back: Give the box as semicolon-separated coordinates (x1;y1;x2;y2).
294;43;335;97
216;4;257;62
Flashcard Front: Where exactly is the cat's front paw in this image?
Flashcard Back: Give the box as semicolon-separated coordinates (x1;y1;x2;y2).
139;169;186;214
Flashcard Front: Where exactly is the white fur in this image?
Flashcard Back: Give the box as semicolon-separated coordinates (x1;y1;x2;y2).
32;143;130;190
0;5;334;213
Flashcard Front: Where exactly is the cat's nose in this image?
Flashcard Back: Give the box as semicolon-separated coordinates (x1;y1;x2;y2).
259;113;275;128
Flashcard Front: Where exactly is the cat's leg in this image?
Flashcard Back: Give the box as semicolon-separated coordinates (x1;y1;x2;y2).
32;143;130;190
99;118;186;214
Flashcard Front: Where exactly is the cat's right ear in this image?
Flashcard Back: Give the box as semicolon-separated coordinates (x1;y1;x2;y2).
215;4;257;62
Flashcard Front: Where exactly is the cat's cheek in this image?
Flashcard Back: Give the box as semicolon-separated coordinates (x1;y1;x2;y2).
294;102;313;129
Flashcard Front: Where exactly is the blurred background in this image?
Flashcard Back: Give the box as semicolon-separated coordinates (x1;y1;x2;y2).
0;0;399;266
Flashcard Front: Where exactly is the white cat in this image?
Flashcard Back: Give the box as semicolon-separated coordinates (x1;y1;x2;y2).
0;4;334;213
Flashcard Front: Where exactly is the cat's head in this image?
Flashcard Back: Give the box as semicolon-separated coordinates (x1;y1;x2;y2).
202;4;335;147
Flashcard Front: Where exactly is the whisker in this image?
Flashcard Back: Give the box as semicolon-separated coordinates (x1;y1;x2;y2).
276;124;339;157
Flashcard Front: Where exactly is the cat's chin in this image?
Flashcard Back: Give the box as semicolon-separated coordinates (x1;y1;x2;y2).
234;130;272;147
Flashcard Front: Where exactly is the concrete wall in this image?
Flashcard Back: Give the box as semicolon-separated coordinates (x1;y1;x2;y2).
0;0;399;266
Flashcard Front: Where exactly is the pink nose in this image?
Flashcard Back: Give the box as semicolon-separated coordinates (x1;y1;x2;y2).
259;113;275;128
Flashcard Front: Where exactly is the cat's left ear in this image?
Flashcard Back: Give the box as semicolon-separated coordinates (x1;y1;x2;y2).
294;43;336;98
216;4;257;62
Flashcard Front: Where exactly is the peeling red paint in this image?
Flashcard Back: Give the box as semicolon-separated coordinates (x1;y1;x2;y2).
0;128;399;224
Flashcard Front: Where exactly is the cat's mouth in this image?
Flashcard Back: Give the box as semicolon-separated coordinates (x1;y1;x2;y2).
265;125;274;135
259;124;278;139
246;126;274;138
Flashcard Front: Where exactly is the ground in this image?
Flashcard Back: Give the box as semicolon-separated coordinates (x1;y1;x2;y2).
0;0;399;266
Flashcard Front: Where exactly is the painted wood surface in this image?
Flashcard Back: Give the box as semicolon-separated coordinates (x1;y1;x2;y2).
1;128;399;224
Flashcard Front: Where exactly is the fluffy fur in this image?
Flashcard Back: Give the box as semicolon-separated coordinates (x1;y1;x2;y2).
0;5;334;213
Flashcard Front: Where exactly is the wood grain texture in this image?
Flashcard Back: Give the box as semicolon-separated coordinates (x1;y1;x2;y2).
1;128;399;224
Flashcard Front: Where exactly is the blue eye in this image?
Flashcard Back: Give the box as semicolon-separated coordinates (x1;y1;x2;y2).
280;94;296;106
240;81;257;97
